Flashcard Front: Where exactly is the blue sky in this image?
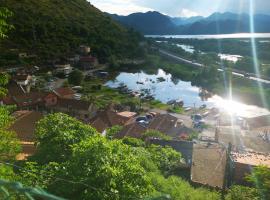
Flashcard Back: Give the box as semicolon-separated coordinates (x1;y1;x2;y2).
89;0;270;17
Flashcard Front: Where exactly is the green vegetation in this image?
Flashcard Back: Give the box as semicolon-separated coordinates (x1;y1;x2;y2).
0;0;144;66
246;165;270;200
0;106;21;161
144;52;270;108
33;113;98;163
68;69;84;86
0;7;13;38
0;111;268;199
143;130;172;141
105;125;123;139
81;77;172;111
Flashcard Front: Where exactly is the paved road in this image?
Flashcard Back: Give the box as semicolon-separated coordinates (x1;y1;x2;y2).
159;49;270;84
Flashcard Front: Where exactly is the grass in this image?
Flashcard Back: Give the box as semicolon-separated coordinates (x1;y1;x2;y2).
81;78;172;111
168;106;185;114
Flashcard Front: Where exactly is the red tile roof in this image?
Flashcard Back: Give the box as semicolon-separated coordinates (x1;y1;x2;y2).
80;56;96;62
90;110;132;132
116;122;146;139
54;87;75;97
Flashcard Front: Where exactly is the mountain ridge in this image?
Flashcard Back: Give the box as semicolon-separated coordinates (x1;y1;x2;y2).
108;11;270;35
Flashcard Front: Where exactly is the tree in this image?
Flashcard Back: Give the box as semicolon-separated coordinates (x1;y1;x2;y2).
25;136;153;200
142;130;171;141
225;185;259;200
0;7;13;38
0;106;21;161
68;69;84;86
34;113;98;163
105;125;123;140
246;165;270;200
147;145;182;175
0;73;9;98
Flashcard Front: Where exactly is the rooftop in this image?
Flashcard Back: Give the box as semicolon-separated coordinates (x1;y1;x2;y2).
191;142;227;188
90;109;133;133
148;114;193;138
53;87;75;98
116;111;137;119
116;122;147;139
232;151;270;167
9;110;43;142
55;98;92;110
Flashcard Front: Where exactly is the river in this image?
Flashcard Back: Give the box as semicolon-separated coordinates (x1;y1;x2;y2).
106;69;270;118
145;33;270;39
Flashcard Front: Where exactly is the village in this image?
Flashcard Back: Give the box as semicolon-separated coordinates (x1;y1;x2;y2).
1;44;270;191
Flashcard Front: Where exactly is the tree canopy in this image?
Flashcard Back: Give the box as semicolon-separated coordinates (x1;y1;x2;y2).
34;113;98;163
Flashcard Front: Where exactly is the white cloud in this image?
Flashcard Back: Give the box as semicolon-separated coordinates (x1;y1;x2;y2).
89;0;153;15
180;9;199;17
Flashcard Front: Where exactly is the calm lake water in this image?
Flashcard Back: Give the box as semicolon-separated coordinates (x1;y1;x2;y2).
146;33;270;39
106;69;270;118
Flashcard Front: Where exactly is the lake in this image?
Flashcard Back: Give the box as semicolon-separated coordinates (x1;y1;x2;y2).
146;33;270;39
106;69;270;118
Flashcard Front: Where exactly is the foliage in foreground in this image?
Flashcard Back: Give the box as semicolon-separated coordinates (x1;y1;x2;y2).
0;112;268;200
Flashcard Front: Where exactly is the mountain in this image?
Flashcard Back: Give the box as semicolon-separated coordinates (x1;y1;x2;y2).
170;16;204;26
108;11;270;35
1;0;143;63
181;12;270;34
109;11;176;34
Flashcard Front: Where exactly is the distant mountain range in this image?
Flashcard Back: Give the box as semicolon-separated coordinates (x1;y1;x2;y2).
108;11;270;35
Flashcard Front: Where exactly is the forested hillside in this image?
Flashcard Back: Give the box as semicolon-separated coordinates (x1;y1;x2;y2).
1;0;143;62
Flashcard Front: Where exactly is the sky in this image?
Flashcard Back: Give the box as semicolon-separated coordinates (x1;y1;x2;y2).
89;0;270;17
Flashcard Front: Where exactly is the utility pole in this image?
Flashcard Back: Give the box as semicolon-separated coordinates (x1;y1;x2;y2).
222;142;232;200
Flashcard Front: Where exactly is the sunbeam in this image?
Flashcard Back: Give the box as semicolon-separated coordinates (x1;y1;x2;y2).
249;0;268;109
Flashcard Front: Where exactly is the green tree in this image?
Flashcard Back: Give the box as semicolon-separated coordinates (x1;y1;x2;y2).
0;106;21;161
148;173;220;200
0;73;9;98
143;130;171;141
34;113;98;163
26;136;153;200
246;165;270;200
68;69;84;86
105;125;123;139
0;7;13;38
225;185;259;200
147;145;182;175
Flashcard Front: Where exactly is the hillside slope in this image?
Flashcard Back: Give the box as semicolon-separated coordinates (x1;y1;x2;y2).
1;0;142;62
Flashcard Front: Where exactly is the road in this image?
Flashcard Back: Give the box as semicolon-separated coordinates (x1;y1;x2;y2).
159;49;270;84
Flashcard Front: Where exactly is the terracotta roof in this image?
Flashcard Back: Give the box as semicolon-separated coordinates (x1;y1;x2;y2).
9;110;43;142
232;151;270;167
13;91;47;107
80;56;96;62
90;110;132;132
191;143;227;188
54;87;75;98
55;98;91;110
117;111;137;119
116;122;147;139
148;114;192;138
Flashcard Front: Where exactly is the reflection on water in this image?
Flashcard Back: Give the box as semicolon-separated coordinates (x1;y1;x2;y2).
106;69;270;118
